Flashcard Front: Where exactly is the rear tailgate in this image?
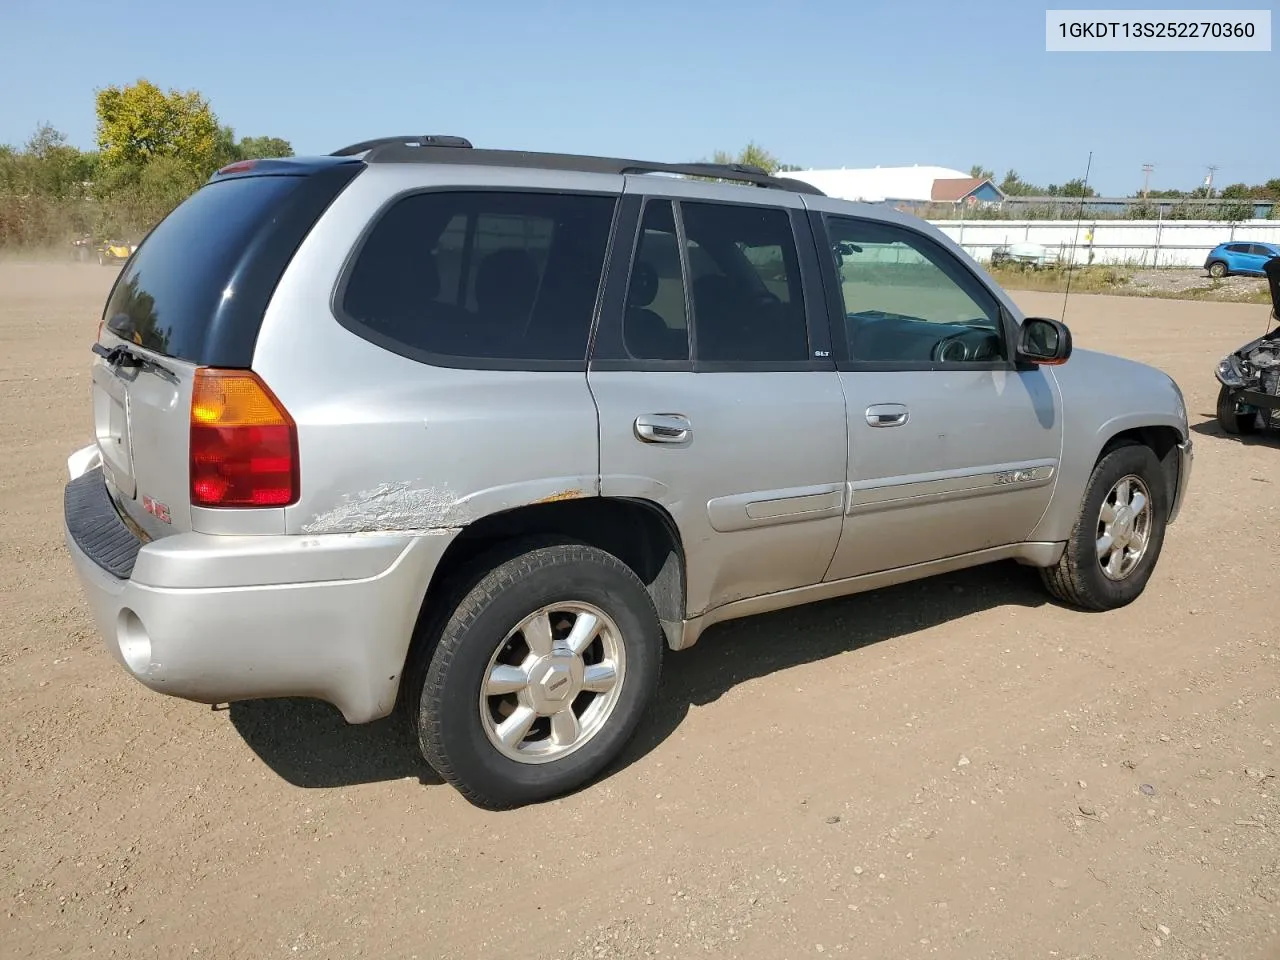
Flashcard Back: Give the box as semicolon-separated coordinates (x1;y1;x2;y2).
92;342;198;538
91;160;362;541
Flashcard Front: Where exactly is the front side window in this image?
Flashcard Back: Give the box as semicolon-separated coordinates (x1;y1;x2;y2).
340;190;617;364
825;217;1006;364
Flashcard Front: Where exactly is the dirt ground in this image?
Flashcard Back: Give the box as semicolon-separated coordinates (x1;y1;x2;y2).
992;265;1272;306
2;262;1279;960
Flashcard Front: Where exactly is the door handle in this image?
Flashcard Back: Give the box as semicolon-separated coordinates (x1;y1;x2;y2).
865;403;909;427
635;414;691;443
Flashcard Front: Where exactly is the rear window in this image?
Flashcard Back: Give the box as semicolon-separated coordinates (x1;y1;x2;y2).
103;175;307;361
339;190;618;366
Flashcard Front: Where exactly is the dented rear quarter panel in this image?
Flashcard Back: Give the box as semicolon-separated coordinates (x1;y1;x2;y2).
250;164;612;538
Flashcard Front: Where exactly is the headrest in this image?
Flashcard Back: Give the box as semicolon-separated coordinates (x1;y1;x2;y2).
475;248;539;310
628;260;659;308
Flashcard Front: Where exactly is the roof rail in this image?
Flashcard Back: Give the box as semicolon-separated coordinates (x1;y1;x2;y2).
330;134;473;157
351;141;825;195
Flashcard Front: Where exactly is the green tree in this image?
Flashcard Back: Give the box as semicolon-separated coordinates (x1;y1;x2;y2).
999;169;1041;196
969;164;994;180
212;124;242;171
710;142;785;174
209;128;294;169
95;79;221;175
1058;178;1096;198
237;135;293;159
0;124;93;201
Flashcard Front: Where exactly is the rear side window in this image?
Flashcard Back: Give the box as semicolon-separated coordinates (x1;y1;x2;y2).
104;175;308;362
623;201;690;361
679;202;809;364
340;190;618;366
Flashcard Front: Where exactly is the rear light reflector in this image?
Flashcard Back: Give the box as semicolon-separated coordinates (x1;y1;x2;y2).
190;368;298;508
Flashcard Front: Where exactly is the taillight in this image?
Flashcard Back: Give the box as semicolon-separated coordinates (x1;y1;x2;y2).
190;368;298;508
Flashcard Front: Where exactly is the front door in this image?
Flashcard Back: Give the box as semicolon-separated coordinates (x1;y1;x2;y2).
588;184;848;618
812;212;1064;581
1246;244;1277;275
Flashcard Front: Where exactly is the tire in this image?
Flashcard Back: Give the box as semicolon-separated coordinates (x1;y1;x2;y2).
1040;443;1169;611
416;540;663;809
1208;261;1227;278
1216;384;1258;435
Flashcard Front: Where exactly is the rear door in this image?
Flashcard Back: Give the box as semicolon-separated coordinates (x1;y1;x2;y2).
587;181;848;619
809;211;1063;580
1225;243;1252;272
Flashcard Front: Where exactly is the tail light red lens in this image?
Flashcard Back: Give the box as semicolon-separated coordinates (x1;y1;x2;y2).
190;368;298;507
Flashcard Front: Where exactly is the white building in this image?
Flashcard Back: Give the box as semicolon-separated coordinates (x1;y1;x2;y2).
776;165;1004;206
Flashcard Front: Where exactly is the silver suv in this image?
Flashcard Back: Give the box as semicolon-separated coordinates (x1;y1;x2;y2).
63;136;1193;808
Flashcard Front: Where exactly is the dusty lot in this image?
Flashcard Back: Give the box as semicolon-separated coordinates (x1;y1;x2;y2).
3;262;1279;960
993;265;1272;305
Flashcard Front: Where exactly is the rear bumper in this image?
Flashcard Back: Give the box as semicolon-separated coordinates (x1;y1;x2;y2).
63;461;457;723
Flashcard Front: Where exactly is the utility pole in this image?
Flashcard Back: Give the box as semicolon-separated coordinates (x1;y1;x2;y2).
1204;164;1219;198
1141;163;1154;199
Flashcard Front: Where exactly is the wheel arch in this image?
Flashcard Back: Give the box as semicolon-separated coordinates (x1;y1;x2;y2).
1095;423;1184;520
399;496;687;711
1033;415;1186;543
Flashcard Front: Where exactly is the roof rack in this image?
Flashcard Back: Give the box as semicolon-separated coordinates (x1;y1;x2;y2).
331;136;824;195
330;134;474;157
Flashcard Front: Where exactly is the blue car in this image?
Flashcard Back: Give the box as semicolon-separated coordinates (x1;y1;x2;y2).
1204;240;1280;278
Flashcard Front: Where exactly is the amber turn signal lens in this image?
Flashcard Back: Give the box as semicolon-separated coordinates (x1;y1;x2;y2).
189;368;298;508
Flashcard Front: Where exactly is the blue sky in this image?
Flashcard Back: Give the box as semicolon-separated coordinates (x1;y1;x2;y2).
0;0;1273;196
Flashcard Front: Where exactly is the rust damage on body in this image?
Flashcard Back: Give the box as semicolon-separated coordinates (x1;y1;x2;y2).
534;488;584;505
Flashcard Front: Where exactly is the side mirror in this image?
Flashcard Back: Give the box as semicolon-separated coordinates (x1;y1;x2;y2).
1016;317;1072;365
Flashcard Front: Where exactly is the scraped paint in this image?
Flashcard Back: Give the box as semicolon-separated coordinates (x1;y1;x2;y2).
301;481;465;535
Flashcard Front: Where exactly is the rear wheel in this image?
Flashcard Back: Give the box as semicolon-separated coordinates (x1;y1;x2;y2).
1216;384;1258;435
1040;443;1169;611
1208;260;1228;278
416;540;663;809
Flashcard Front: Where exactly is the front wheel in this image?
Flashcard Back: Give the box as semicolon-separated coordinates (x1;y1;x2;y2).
1208;261;1227;278
1216;384;1258;435
1040;443;1169;611
416;541;663;809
